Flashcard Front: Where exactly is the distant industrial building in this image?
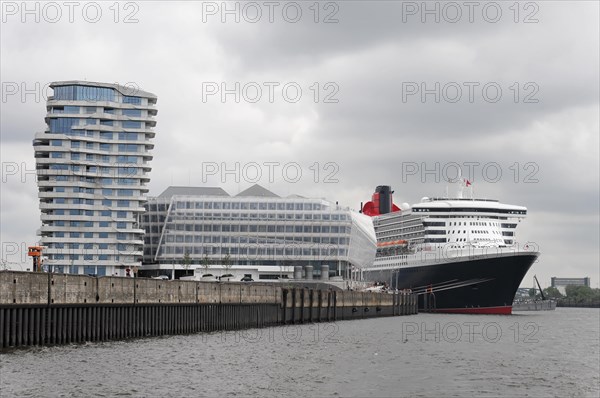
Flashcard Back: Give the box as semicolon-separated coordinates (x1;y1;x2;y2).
551;277;591;294
140;185;376;281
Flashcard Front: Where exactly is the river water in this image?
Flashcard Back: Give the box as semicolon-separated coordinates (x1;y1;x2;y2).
1;308;598;397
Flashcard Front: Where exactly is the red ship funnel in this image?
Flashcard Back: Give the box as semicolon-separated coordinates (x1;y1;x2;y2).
362;185;400;217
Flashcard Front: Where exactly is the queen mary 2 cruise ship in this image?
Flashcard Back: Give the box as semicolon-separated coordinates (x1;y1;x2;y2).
359;183;540;314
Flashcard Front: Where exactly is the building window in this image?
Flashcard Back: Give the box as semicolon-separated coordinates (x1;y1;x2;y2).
122;96;141;105
121;120;142;129
122;109;142;117
54;85;115;102
64;106;79;114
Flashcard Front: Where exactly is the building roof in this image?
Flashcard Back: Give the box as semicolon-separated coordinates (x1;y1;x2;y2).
158;186;230;198
50;80;157;99
236;184;280;198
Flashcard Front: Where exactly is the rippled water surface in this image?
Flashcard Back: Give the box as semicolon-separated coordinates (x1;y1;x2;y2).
1;308;599;397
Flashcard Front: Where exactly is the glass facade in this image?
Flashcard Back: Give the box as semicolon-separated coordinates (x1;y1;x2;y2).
53;85;115;102
141;187;376;279
33;81;157;276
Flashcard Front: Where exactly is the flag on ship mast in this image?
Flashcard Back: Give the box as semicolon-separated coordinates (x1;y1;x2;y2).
464;179;474;199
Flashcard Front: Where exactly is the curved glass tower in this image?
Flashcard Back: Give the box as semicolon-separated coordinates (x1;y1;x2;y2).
33;81;157;276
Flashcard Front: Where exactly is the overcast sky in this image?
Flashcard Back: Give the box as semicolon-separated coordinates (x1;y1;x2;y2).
1;1;598;287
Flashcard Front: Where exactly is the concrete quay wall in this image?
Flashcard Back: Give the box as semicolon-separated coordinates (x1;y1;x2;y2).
0;271;418;350
0;271;282;306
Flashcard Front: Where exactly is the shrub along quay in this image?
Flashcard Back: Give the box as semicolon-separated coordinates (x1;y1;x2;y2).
0;271;418;349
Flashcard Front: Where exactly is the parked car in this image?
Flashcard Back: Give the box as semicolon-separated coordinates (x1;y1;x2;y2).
201;274;218;282
152;275;169;280
219;274;235;282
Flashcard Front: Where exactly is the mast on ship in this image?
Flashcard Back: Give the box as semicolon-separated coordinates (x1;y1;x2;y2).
448;168;473;199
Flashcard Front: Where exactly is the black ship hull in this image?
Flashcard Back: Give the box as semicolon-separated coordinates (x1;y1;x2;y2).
362;252;539;314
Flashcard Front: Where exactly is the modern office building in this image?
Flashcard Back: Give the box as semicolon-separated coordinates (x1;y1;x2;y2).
33;81;157;276
140;185;377;280
551;277;591;294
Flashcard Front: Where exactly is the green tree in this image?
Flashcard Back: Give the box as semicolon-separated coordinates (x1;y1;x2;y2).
565;285;597;302
222;251;232;275
542;286;563;299
201;253;211;275
528;288;537;298
182;250;192;276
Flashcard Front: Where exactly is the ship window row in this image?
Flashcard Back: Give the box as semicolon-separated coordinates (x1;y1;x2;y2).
424;229;446;235
470;230;499;235
378;226;423;236
501;223;517;228
448;221;500;227
414;208;526;215
422;221;445;227
424;238;447;243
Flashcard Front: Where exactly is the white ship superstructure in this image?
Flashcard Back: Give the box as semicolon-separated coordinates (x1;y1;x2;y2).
366;197;529;273
360;184;539;314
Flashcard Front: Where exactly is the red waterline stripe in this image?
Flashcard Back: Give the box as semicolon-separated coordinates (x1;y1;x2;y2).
429;306;512;315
